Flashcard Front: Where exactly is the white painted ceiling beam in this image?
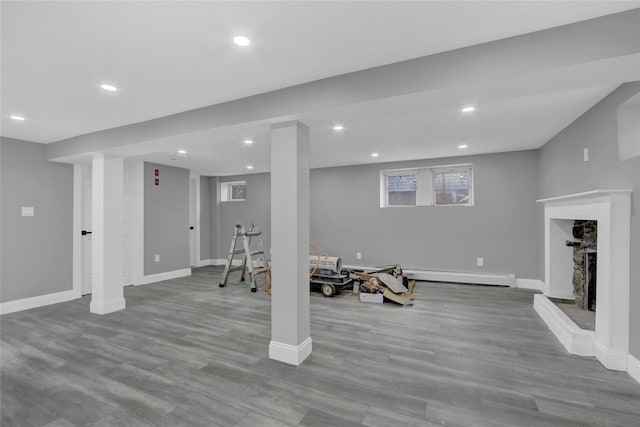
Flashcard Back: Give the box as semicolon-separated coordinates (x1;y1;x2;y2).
46;9;640;163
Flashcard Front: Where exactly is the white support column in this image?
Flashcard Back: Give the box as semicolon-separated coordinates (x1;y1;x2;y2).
90;154;126;314
269;121;312;365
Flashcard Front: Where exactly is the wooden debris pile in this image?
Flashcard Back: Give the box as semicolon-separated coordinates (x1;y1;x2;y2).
352;264;415;306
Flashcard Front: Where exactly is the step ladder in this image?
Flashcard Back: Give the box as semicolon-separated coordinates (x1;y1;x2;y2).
219;223;268;292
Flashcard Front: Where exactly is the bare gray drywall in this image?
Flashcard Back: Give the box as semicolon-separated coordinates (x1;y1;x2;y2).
215;174;271;261
538;81;640;359
210;151;539;279
311;151;540;278
199;176;211;261
143;162;190;275
0;137;73;302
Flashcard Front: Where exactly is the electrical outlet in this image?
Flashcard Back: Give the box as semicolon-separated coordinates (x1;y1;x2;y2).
155;254;160;262
477;257;484;267
356;252;362;260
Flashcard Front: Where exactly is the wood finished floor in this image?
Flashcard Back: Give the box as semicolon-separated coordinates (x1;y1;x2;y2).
1;266;639;427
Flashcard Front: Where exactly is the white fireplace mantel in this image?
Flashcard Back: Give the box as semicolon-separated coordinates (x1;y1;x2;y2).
537;189;632;205
535;189;632;372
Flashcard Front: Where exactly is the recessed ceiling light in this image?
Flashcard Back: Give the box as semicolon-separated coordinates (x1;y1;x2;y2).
461;106;476;113
371;152;379;157
177;149;187;155
458;144;468;149
233;36;251;47
101;84;117;92
247;165;254;170
244;139;254;145
10;115;25;121
333;125;344;131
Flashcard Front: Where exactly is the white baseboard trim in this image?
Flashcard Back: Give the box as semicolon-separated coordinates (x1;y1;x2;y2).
403;269;515;287
89;297;126;315
594;341;628;372
533;294;595;356
0;289;78;315
211;259;264;268
196;259;214;267
269;337;313;366
138;268;192;285
515;278;546;292
628;354;640;384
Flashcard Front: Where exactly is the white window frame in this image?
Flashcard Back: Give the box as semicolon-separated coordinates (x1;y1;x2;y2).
431;165;474;206
221;180;246;202
380;163;473;208
381;169;418;207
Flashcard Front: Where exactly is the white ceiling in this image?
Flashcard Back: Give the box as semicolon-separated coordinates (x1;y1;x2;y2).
2;1;639;175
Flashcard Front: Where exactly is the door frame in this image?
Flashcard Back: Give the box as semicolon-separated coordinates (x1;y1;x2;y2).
189;174;201;267
72;164;84;298
73;159;145;300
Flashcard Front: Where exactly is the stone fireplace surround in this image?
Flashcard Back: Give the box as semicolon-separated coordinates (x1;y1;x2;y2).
534;190;632;372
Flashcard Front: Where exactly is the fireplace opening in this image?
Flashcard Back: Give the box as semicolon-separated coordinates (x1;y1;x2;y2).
565;220;597;312
549;219;598;331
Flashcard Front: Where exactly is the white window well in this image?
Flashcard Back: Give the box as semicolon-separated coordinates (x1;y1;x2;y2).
380;164;473;207
221;181;246;201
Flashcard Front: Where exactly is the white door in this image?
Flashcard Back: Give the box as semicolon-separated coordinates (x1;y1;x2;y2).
189;177;198;267
80;164;93;295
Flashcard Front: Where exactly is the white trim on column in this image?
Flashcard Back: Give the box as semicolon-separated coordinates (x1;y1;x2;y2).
89;297;126;315
269;337;313;366
138;268;192;285
0;290;78;315
628;354;640;384
594;341;628;371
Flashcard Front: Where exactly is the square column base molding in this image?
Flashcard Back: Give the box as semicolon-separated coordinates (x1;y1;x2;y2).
90;298;126;315
269;337;312;366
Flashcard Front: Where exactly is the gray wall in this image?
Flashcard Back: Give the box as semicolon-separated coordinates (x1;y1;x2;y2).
538;81;640;358
213;174;271;261
311;151;540;278
199;176;211;261
144;162;190;275
208;177;220;260
209;150;539;279
0;137;73;302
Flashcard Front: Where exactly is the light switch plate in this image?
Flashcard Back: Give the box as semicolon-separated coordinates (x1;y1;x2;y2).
21;206;34;216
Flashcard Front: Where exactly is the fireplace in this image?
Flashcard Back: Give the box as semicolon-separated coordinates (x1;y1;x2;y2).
534;190;632;371
565;220;597;311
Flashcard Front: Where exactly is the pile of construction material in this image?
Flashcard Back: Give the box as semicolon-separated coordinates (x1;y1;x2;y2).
352;265;415;306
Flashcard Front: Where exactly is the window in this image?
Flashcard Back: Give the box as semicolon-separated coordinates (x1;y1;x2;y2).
434;169;471;205
221;181;246;201
381;164;473;207
387;174;417;206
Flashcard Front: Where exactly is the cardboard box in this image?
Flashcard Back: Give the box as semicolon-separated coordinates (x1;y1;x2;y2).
359;293;383;303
